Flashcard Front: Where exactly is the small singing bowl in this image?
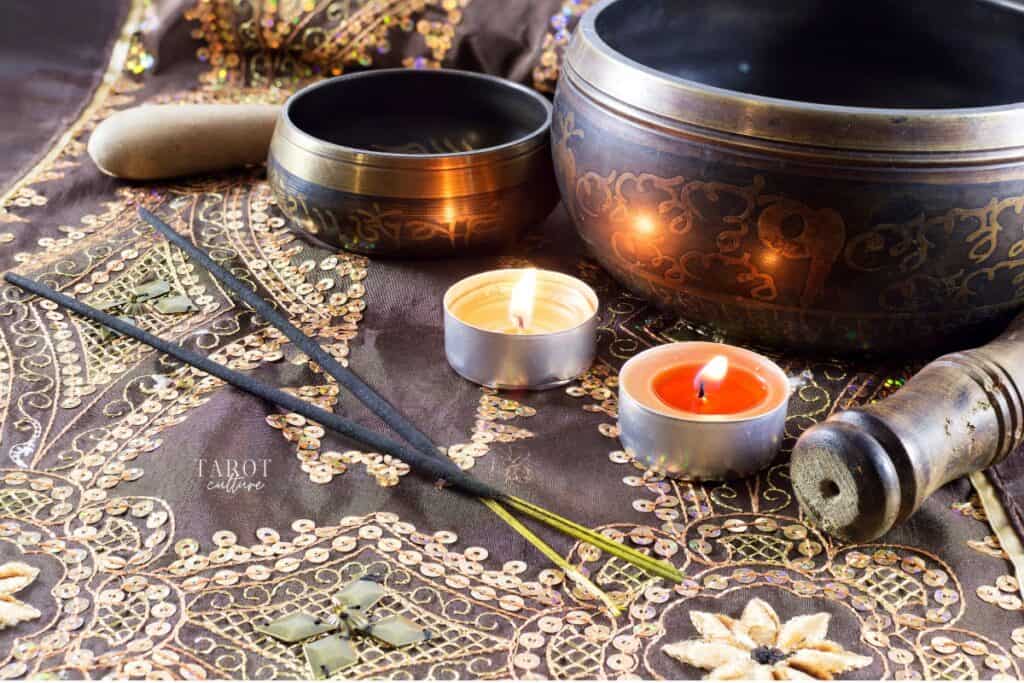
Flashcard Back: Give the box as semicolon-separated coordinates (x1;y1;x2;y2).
269;69;557;257
618;342;790;480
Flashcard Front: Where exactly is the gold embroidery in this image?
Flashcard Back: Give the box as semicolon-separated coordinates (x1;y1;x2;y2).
185;0;473;91
444;389;536;472
532;0;597;93
976;575;1023;611
953;494;989;522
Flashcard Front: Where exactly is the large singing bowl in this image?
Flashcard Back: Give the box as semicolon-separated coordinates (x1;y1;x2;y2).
553;0;1024;353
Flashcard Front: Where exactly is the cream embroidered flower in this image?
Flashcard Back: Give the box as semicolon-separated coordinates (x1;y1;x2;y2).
0;562;41;630
664;598;872;680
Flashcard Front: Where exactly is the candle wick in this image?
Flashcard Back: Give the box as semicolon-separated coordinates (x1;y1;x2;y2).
513;314;525;331
698;381;705;400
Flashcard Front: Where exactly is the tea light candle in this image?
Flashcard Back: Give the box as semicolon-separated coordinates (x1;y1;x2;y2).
618;342;790;480
444;268;598;389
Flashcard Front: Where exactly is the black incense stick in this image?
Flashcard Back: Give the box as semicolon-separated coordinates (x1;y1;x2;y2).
138;207;447;467
3;271;503;501
4;272;647;607
135;209;682;584
8;209;684;587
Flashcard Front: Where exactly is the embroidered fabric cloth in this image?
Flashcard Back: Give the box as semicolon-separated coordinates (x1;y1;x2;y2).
2;1;1024;679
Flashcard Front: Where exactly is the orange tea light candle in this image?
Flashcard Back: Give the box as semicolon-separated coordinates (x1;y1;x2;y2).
652;356;771;415
618;342;790;480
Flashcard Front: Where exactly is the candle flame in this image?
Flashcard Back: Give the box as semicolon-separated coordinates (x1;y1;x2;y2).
695;355;729;397
509;268;538;331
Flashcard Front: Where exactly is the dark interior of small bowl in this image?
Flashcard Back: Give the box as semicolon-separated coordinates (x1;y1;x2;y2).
287;70;549;153
596;0;1024;109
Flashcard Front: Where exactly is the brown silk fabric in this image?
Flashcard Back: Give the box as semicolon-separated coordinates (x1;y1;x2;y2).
0;1;129;188
1;1;1024;679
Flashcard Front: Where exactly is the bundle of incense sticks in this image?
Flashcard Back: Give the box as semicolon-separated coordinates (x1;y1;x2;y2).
3;207;682;616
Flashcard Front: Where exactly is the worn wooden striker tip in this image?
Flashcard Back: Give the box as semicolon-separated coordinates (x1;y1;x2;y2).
790;414;904;542
792;312;1024;543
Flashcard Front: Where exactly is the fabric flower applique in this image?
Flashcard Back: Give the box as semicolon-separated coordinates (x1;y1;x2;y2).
663;597;873;680
0;561;41;630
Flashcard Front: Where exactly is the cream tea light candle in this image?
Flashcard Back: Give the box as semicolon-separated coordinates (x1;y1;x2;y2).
443;268;598;389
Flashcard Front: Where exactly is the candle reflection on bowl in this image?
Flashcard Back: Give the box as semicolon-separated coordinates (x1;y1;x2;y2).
618;342;790;480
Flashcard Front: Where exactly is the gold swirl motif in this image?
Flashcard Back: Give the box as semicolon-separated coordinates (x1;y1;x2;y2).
756;199;845;307
558;110;855;309
556;107;1024;319
269;165;506;254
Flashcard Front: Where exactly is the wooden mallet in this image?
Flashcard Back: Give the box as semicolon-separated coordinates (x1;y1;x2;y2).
791;313;1024;542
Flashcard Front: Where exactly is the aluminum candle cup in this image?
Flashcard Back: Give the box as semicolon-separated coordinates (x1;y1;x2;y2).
618;342;790;480
444;269;598;390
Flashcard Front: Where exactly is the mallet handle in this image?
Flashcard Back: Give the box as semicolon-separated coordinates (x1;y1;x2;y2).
791;313;1024;541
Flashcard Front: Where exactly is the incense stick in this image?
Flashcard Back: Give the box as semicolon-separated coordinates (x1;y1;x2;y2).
4;271;499;498
134;208;629;606
481;499;621;616
5;273;627;611
135;208;682;584
504;496;681;581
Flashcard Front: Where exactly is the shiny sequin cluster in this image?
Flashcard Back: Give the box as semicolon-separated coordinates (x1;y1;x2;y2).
265;406;411;487
0;186;45;247
833;548;959;625
977;574;1023;611
617;465;712;535
968;534;1008;560
0;485;178;679
444;388;536;471
686;516;826;571
1;187;47;222
185;0;473;90
532;0;596;93
1011;627;1024;660
924;635;1016;679
566;363;620;438
510;609;617;677
565;362;617;417
253;236;409;488
123;1;158;75
952;494;988;521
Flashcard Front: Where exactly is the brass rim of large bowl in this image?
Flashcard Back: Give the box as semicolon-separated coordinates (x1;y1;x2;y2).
566;0;1024;159
271;68;553;199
